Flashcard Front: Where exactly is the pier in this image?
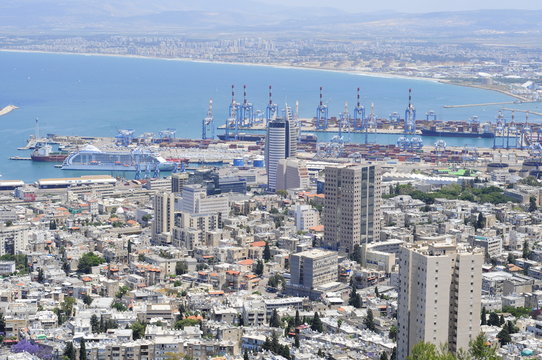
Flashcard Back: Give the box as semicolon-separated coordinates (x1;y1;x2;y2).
501;108;542;118
443;101;518;108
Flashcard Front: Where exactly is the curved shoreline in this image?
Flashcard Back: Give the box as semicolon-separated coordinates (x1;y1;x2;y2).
0;48;521;101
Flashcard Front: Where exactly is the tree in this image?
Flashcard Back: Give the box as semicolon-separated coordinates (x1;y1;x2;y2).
497;327;511;346
64;341;76;360
263;242;271;261
390;347;397;360
311;312;323;333
364;309;376;332
506;320;518;335
90;314;100;334
79;339;87;360
522;240;531;259
294;310;301;327
337;319;343;329
375;286;380;298
77;252;105;274
0;312;5;334
175;261;188;275
350;244;363;264
37;268;45;283
468;333;500;360
481;307;487;326
389;325;397;341
349;285;362;308
294;333;300;348
499;315;505;326
131;321;146;340
476;213;486;230
82;294;93;306
112;302;127;312
243;350;249;360
255;260;264;276
407;342;455;360
528;196;538;212
380;353;389;360
269;309;281;328
62;297;76;317
487;312;500;326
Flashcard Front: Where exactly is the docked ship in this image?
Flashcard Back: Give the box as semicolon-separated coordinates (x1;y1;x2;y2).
61;145;175;171
217;133;265;142
421;124;495;138
31;144;69;162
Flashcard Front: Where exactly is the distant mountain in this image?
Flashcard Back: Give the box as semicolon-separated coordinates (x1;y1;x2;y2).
0;1;540;40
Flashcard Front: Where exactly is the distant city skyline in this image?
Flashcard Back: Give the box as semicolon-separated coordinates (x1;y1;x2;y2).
260;0;542;13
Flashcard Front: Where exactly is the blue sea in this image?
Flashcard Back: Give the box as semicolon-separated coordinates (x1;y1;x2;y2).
0;51;540;182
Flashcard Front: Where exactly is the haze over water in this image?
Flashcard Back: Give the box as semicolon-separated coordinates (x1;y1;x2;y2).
0;51;539;182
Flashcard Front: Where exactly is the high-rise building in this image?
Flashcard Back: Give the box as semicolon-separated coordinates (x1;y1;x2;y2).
322;164;381;253
152;192;176;244
276;158;309;191
171;173;189;193
265;118;298;191
397;242;483;360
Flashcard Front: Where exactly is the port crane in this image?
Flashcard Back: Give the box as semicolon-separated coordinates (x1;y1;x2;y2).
202;98;215;140
404;88;416;134
265;85;278;125
352;87;366;131
315;86;329;130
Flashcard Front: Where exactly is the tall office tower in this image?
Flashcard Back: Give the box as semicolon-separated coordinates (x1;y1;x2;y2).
276;158;309;191
322;164;381;254
171;173;189;193
265;118;298;191
152;192;176;243
397;242;484;360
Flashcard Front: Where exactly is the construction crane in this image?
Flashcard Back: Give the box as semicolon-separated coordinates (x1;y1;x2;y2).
315;86;329;130
404;88;416;134
202;98;215;140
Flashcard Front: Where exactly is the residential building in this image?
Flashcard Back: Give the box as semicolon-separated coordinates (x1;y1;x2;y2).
276;158;309;191
152;192;175;243
397;242;483;359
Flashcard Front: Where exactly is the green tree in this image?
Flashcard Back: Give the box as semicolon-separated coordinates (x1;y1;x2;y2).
0;312;5;334
476;213;486;230
380;353;389;360
90;315;100;334
389;325;397;341
37;268;45;283
375;286;380;298
62;297;76;317
528;196;538;212
487;312;500;326
269;309;281;328
294;310;301;327
77;252;105;274
481;307;487;326
116;285;129;299
364;309;376;332
131;321;146;340
350;244;363;264
64;341;76;360
522;240;531;259
349;285;362;308
263;242;271;261
499;314;505;326
243;350;249;360
390;347;397;360
82;294;93;306
311;312;323;332
175;261;188;275
255;259;264;276
497;327;511;346
294;333;300;348
79;339;87;360
112;302;127;312
468;333;500;360
407;342;455;360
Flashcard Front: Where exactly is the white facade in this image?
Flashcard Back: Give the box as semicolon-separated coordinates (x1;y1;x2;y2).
179;185;229;215
0;226;28;256
152;192;175;241
397;242;483;359
294;204;320;231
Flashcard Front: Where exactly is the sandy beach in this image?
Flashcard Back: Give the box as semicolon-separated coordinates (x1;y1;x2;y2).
0;105;18;117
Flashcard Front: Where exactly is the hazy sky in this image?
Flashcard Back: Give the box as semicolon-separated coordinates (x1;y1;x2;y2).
261;0;541;13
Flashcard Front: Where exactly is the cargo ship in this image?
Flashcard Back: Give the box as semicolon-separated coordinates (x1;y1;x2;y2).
61;145;175;171
421;124;495;138
217;133;265;142
31;144;69;162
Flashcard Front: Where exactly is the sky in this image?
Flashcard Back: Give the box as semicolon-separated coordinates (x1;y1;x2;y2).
261;0;542;13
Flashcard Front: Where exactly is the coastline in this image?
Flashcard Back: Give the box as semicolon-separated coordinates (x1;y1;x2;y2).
0;48;520;100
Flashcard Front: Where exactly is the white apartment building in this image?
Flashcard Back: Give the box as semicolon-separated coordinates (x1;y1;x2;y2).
294;204;320;231
178;184;229;215
152;192;175;243
397;242;483;359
